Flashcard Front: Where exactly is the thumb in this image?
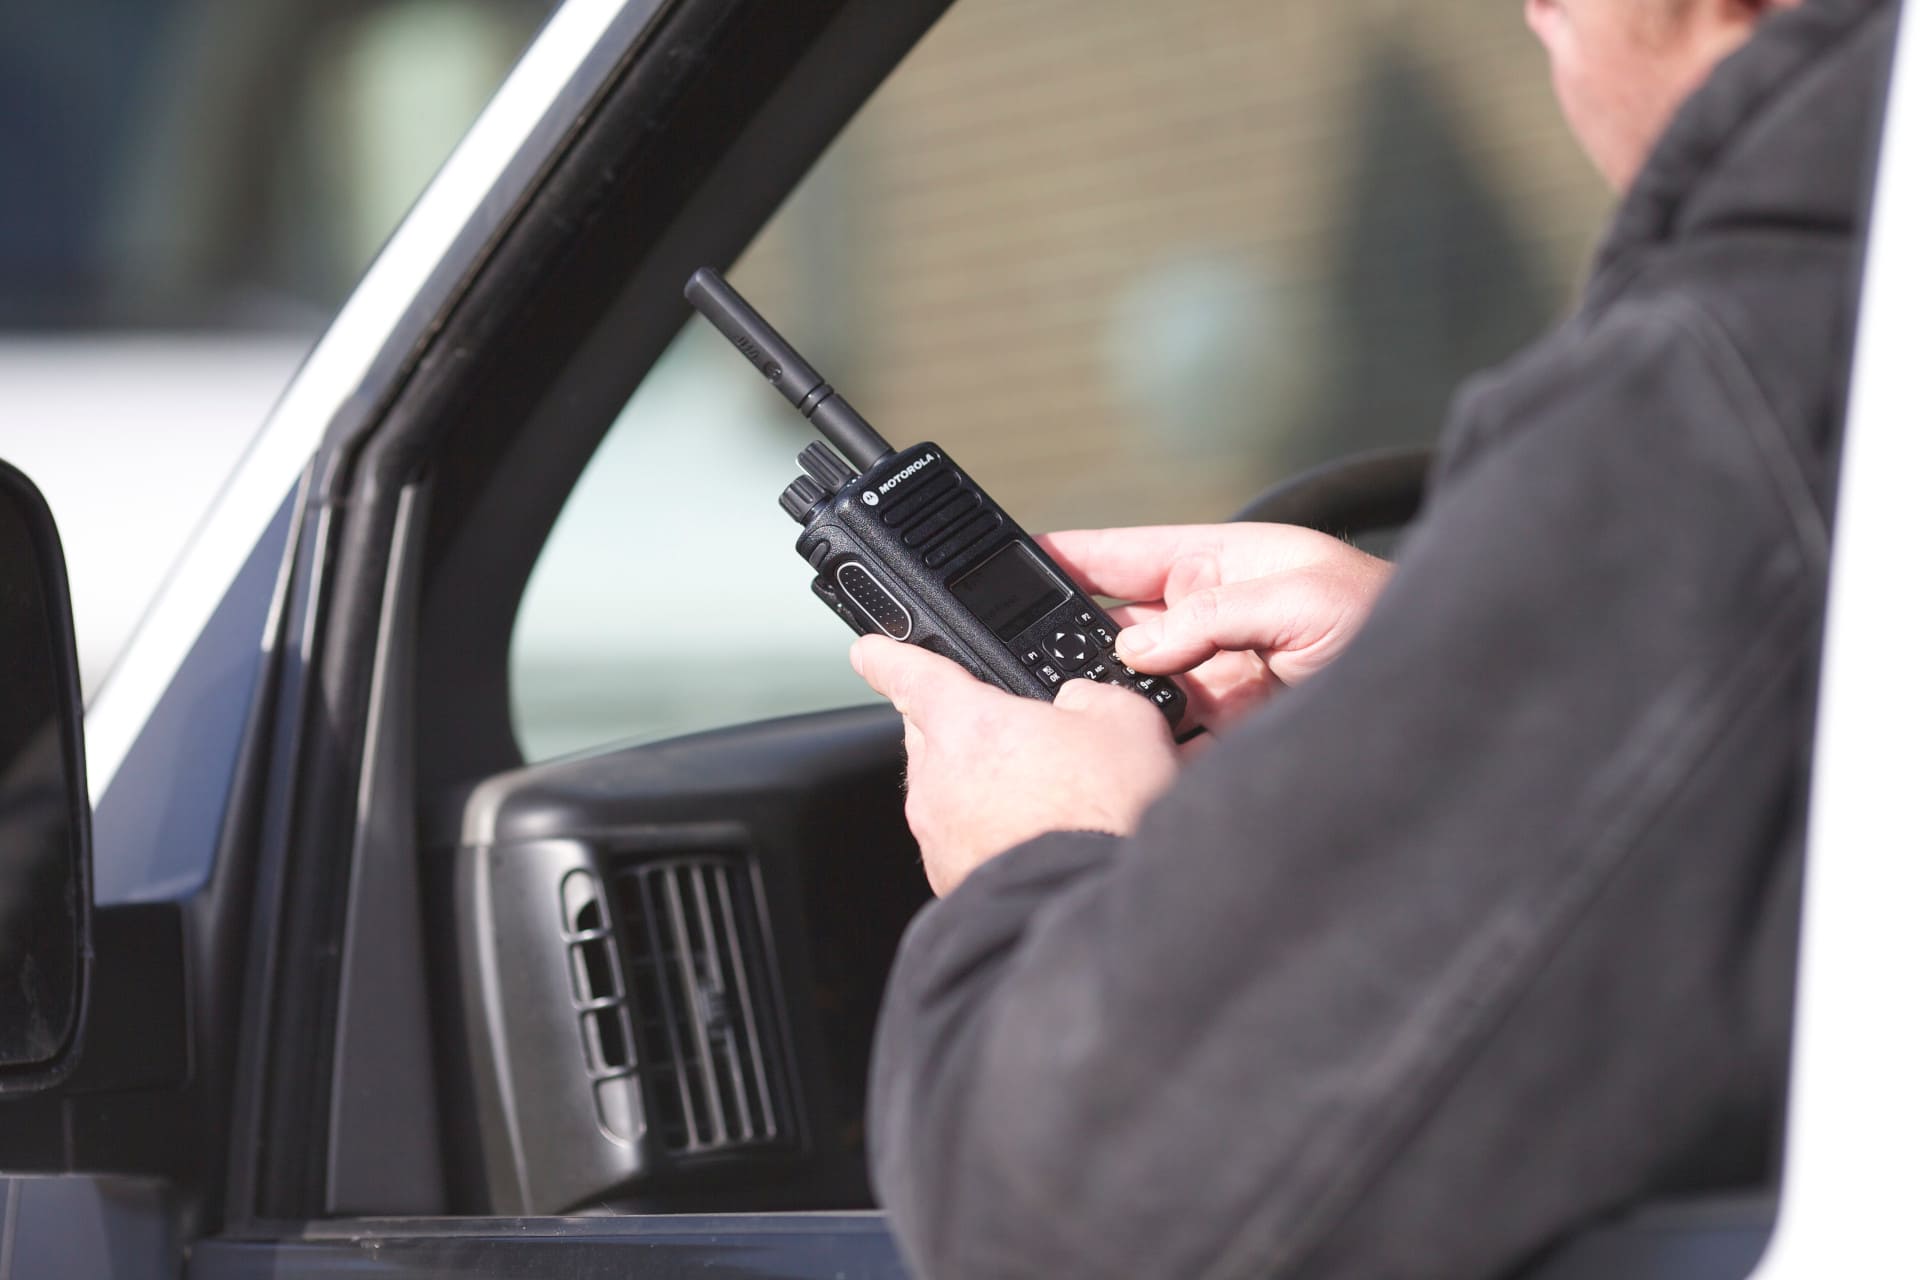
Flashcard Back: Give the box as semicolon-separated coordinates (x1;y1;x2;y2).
1050;675;1139;715
850;636;982;721
1115;574;1349;676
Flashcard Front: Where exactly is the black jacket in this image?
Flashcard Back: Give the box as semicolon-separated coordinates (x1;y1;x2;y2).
866;2;1895;1276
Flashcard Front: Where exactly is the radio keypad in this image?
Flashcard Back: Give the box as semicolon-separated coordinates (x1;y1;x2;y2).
1015;597;1184;724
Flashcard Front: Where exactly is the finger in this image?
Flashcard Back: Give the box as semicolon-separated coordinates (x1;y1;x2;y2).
1205;656;1287;727
1175;648;1281;728
1114;575;1327;674
1053;677;1176;735
1105;601;1166;629
1036;527;1226;601
1042;523;1348;603
1177;728;1216;763
1051;676;1131;714
850;636;987;721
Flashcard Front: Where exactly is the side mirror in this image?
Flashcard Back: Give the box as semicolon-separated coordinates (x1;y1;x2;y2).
0;460;90;1093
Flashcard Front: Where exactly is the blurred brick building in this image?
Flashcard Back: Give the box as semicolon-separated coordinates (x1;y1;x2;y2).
736;0;1613;529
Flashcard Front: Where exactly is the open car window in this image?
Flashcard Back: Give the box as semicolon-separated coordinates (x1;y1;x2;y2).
507;0;1611;760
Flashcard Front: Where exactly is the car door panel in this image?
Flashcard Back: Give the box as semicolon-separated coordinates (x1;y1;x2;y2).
188;1213;907;1278
432;706;927;1217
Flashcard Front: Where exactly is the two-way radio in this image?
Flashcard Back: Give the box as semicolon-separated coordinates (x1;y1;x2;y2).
684;268;1189;729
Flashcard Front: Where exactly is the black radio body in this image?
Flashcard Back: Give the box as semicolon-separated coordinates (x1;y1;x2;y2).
686;269;1188;728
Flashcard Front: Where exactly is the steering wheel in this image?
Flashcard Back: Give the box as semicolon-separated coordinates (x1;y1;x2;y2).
1231;446;1432;542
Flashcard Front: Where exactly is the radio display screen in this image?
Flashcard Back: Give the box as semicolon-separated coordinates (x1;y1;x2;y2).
950;542;1069;641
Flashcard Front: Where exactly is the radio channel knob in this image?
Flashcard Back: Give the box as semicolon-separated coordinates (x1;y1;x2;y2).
779;475;830;524
798;442;857;491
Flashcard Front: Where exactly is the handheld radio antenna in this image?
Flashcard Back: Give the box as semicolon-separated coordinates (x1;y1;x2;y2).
685;267;893;470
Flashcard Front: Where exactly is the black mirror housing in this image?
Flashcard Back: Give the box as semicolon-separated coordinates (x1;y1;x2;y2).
0;459;91;1093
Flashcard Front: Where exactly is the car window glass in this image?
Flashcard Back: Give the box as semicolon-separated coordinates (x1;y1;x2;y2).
0;0;553;699
511;0;1611;761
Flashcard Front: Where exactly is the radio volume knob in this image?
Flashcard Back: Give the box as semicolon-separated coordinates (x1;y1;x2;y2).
779;476;830;524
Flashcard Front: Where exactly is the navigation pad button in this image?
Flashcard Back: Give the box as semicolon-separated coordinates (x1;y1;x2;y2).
1046;629;1093;672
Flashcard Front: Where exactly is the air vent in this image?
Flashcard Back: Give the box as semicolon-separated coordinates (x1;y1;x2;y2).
559;869;644;1144
610;856;792;1157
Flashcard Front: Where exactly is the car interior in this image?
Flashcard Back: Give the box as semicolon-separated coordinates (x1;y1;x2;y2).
428;458;1423;1218
244;1;1790;1274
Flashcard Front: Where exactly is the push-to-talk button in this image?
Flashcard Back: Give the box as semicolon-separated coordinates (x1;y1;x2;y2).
834;562;912;641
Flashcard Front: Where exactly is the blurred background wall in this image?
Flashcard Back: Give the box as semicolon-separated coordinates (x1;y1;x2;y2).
732;0;1609;526
0;0;1610;756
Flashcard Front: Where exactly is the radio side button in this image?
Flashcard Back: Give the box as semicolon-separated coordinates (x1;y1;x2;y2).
835;563;913;641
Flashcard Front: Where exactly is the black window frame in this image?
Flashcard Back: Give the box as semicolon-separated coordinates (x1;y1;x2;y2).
224;0;958;1238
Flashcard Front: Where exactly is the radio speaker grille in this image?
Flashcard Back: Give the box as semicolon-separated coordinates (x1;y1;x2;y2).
610;855;791;1156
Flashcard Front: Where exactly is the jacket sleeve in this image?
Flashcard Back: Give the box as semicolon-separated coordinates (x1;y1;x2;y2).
866;300;1822;1280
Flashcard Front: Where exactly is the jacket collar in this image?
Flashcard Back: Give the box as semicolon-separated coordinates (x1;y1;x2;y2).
1594;0;1892;285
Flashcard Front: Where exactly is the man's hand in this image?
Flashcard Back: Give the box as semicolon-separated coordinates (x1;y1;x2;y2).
850;523;1385;894
851;636;1179;896
1040;524;1392;731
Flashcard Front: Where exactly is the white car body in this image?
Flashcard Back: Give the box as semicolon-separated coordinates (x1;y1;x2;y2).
8;0;1909;1270
1751;0;1920;1268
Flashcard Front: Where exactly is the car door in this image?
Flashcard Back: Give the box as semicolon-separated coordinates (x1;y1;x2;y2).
183;1;957;1272
91;0;1614;1273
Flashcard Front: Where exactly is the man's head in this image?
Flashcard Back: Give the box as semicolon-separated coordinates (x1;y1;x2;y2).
1527;0;1807;191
